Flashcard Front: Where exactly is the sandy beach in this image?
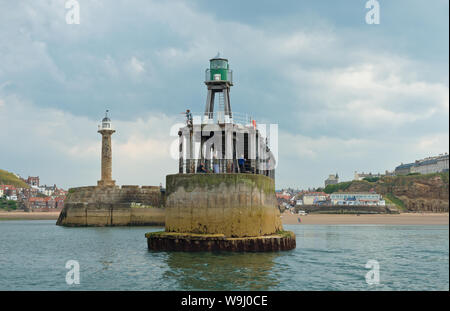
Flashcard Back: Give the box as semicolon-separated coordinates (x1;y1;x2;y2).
0;211;61;220
281;212;449;225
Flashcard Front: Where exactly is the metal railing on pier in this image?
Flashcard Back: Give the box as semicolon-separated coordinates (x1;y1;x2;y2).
177;111;256;126
178;159;274;179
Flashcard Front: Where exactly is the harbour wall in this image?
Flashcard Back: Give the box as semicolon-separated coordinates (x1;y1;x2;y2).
56;185;165;226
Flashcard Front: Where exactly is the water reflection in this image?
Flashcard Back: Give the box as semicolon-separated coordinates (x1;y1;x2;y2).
162;251;281;290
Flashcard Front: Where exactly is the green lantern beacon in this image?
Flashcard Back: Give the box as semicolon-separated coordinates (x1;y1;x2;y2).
204;52;233;124
208;53;231;82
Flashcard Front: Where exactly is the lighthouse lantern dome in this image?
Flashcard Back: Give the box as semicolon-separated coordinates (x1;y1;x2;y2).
99;110;113;131
208;52;231;82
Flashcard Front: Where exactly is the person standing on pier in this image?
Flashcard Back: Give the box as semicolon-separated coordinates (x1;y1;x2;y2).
185;109;193;126
238;154;245;173
213;155;220;173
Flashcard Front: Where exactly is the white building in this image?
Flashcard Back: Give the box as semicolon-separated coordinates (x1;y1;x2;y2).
330;192;382;206
354;171;382;181
38;185;57;197
302;193;328;205
410;154;449;175
395;153;449;175
6;195;18;201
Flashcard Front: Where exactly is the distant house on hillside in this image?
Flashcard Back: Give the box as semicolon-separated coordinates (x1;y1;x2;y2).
395;153;449;175
0;185;17;197
26;176;40;187
324;173;339;187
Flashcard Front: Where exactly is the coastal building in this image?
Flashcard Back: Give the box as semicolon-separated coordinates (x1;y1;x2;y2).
395;153;449;175
55;196;65;209
354;171;382;181
26;176;39;187
276;192;291;200
0;185;17;197
21;187;38;199
394;163;415;176
330;192;384;206
354;171;395;181
27;195;64;209
27;197;47;209
38;184;58;196
302;192;328;205
324;173;339;187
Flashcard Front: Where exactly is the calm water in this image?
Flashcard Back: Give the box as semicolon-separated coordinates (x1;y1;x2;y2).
0;220;448;291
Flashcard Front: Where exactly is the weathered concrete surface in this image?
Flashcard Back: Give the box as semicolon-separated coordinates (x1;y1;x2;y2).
147;173;295;252
164;173;283;237
146;231;296;252
57;185;165;226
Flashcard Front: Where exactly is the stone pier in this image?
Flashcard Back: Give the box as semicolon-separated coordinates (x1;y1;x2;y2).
57;185;165;226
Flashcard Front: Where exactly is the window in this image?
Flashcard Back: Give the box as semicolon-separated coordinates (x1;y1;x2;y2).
211;60;227;69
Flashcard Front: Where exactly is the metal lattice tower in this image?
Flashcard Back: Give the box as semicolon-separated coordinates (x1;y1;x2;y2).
204;53;233;124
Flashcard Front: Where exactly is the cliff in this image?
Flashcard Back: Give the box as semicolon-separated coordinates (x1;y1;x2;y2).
324;172;449;212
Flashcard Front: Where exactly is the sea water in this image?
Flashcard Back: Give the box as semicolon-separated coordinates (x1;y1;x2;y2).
0;220;448;290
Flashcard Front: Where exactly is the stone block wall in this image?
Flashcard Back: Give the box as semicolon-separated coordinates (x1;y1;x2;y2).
56;185;165;226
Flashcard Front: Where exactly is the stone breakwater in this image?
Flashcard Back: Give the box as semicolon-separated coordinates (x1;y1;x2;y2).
147;174;296;252
56;185;165;226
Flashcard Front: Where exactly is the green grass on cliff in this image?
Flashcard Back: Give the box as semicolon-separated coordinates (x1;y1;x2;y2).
384;193;406;211
324;181;352;194
0;169;29;188
382;171;449;186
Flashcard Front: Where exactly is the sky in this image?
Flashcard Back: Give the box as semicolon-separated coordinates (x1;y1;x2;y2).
0;0;448;190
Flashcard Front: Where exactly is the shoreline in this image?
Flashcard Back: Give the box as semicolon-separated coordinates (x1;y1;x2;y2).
0;210;448;225
281;212;449;225
0;211;61;220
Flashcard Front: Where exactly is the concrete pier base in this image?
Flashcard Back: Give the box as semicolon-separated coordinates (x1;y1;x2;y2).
146;231;296;252
146;173;295;252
